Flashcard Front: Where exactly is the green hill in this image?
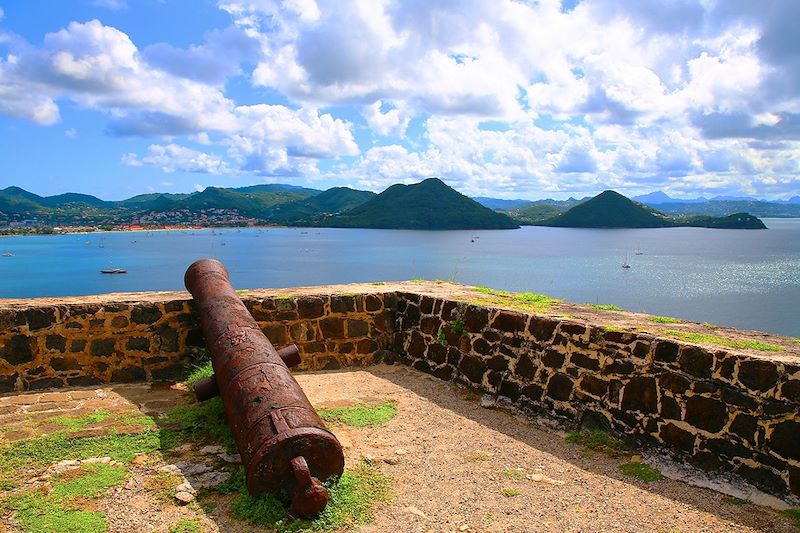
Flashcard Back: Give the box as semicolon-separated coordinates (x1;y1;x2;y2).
543;190;671;228
266;187;375;224
324;178;519;230
511;204;564;224
539;190;766;229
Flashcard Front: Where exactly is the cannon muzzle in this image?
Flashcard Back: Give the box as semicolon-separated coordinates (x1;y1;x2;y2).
185;258;344;517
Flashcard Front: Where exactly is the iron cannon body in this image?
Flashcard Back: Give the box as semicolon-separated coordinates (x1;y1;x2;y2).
184;258;344;517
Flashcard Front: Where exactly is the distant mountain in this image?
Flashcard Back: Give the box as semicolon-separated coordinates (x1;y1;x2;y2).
266;187;375;224
231;184;321;196
539;190;766;229
473;197;534;211
39;192;114;208
544;191;671;228
786;196;800;205
633;191;708;204
656;200;800;218
510;203;564;224
324;178;519;229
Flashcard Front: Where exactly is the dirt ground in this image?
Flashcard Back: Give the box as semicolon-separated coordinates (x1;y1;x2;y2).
0;365;797;532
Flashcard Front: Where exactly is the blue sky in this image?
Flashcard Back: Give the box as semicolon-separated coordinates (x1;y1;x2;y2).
0;0;798;200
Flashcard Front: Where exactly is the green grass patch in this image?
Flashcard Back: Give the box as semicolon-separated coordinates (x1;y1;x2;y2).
722;496;750;506
619;462;663;482
565;430;629;457
662;330;784;352
235;289;248;296
50;411;115;431
145;470;183;502
1;463;128;533
501;488;521;497
591;304;625;311
782;509;800;529
169;519;203;533
185;361;214;387
164;396;235;450
370;282;386;286
646;316;681;324
603;325;624;332
501;469;523;480
409;279;426;283
317;402;397;428
473;286;511;297
221;461;391;532
0;430;163;475
51;463;128;504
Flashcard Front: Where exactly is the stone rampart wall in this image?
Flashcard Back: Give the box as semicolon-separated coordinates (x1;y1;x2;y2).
0;288;797;500
391;292;799;500
0;293;395;392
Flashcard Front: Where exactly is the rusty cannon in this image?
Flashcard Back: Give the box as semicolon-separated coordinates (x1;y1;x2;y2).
184;258;344;518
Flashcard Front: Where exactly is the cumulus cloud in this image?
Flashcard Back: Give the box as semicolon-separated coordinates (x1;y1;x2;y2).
122;144;229;174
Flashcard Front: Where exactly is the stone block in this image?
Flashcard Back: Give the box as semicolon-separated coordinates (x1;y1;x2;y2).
111;366;146;383
491;311;527;333
578;375;608;398
660;423;696;452
320;317;345;339
262;324;287;346
27;377;64;390
330;295;355;314
529;317;558;342
737;359;779;392
486;354;508;371
514;353;537;380
729;414;758;444
464;306;489;333
298;297;325;319
419;316;441;336
678;346;713;379
620;376;658;414
131;304;163;325
45;334;67;353
90;338;116;357
653;340;680;363
365;294;383;312
69;339;87;353
460;355;486;385
25;308;57;331
658;371;690;394
769;420;800;461
571;352;600;370
0;335;34;364
735;464;787;495
541;349;564;369
50;357;80;371
125;337;150;352
546;373;574;401
781;380;800;403
685;395;727;433
427;343;447;364
660;395;682;420
110;315;129;329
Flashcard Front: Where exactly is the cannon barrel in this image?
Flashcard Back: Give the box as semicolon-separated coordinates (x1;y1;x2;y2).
193;344;302;402
184;259;344;517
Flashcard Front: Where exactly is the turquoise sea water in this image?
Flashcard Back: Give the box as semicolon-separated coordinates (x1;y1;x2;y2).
1;220;798;337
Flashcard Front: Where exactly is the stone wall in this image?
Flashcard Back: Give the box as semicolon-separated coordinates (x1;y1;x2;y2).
391;292;800;501
0;292;395;392
0;288;797;500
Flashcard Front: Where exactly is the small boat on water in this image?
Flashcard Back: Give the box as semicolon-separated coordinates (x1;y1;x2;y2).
100;268;127;274
622;253;631;269
2;252;13;257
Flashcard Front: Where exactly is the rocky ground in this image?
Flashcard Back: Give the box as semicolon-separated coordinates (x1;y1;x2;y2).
0;365;797;532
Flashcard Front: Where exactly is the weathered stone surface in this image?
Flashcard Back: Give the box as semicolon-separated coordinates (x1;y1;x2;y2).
298;298;325;319
660;423;696;452
90;338;116;357
579;375;608;398
460;355;486;385
158;325;179;353
559;323;586;336
0;373;18;393
660;395;682;420
685;396;727;433
653;340;680;363
131;304;163;325
735;464;787;495
472;337;491;356
111;366;146;382
110;315;129;329
125;337;150;352
45;334;67;353
486;354;508;372
0;335;34;364
571;352;599;370
330;295;355;314
658;372;690;394
365;294;382;312
69;339;87;353
50;357;80;371
514;353;537;380
464;306;488;333
27;377;63;390
620;376;658;414
541;350;564;369
491;311;526;333
320;317;345;339
427;343;447;365
782;380;800;403
769;420;800;461
26;308;56;331
729;414;758;444
529;317;558;342
737;359;779;391
546;373;573;401
678;346;713;378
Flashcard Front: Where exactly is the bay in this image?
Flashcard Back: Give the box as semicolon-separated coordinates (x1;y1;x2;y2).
1;219;798;337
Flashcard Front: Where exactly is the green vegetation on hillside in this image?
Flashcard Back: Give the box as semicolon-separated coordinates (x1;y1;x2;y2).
324;178;519;230
266;187;376;225
534;190;766;229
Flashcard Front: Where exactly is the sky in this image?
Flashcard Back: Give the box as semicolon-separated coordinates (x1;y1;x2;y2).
0;0;799;201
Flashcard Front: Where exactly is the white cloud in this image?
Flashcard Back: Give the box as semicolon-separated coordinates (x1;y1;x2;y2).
363;100;410;137
122;144;229;174
64;127;77;138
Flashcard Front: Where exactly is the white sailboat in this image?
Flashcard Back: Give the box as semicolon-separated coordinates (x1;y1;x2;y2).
622;252;631;269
